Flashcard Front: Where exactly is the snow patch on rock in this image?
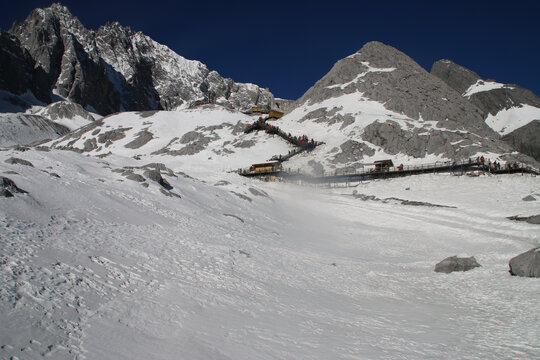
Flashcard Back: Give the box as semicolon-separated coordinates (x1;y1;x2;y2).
485;104;540;136
463;80;513;97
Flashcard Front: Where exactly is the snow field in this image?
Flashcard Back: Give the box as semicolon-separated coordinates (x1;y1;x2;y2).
1;148;539;359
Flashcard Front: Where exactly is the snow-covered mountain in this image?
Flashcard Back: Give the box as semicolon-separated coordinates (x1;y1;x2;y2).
1;8;540;356
36;41;537;179
431;59;540;160
274;42;533;174
1;3;277;115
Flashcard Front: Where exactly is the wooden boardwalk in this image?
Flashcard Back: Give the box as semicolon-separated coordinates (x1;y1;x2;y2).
239;160;539;183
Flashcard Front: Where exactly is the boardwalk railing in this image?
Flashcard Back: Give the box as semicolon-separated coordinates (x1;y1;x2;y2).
244;117;322;163
238;159;539;182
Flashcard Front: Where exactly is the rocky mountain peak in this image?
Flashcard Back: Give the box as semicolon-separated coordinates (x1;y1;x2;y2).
295;41;490;136
431;59;540;161
430;60;482;95
352;41;422;69
1;4;277;115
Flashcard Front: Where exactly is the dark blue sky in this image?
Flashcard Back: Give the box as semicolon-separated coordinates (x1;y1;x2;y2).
3;1;539;100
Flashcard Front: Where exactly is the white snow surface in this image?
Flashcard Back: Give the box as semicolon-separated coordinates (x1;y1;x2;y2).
33;108;94;131
0;113;65;147
1;144;539;359
49;106;292;178
463;80;513;97
485;104;540;135
46;102;461;177
277;92;459;172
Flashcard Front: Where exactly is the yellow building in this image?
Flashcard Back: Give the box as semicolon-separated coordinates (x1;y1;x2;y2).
250;161;282;173
268;110;284;119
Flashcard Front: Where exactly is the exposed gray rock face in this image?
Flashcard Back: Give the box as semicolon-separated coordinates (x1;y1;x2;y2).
0;30;50;106
509;247;540;277
507;214;540;224
124;129;153;149
8;5;121;114
126;173;146;183
431;60;540;116
5;157;34;167
283;41;534;168
98;128;130;145
434;256;481;273
34;101;95;123
3;4;279;115
143;169;172;189
0;176;27;197
360;120;513;159
430;60;482;95
331;140;375;164
431;60;540;161
502;121;540;161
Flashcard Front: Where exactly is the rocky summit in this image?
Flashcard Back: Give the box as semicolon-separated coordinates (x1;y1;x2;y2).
1;3;276;115
278;41;535;174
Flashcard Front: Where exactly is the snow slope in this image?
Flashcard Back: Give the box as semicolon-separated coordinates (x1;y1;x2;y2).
49;106;291;177
1;146;539;359
32;101;96;131
485;104;540;136
0;113;70;147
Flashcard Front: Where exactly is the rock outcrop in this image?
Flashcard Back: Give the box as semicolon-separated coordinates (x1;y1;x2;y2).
296;41;491;135
431;60;540;161
33;101;96;130
0;30;51;106
0;176;27;197
509;247;540;277
431;60;540;117
434;256;481;273
502;120;540;161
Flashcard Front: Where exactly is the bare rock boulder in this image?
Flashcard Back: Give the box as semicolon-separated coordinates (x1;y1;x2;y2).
434;256;481;273
509;247;540;278
143;169;172;190
1;176;27;197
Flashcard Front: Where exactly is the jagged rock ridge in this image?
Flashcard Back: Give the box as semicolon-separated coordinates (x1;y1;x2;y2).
431;60;540;117
2;3;277;115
